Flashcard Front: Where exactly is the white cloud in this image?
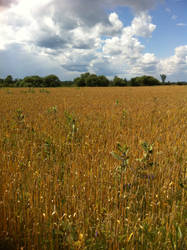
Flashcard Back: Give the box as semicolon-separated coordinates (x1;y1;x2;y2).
60;49;96;72
159;45;187;77
53;0;162;27
0;43;74;79
133;53;158;75
0;0;17;9
100;13;156;77
128;12;156;37
0;0;186;81
177;23;187;26
89;56;121;76
165;8;171;13
108;12;123;32
171;15;177;20
175;46;187;57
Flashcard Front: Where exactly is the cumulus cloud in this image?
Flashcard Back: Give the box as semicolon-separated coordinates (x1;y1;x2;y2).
165;8;171;13
0;0;16;8
129;13;156;37
176;23;187;26
53;0;161;28
0;0;159;79
171;15;177;20
108;13;123;32
0;0;186;81
0;43;81;80
102;13;155;65
0;43;61;77
36;35;66;49
159;45;187;77
60;49;96;72
132;53;158;75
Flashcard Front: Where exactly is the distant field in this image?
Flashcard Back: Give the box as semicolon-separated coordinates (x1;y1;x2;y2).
0;86;186;249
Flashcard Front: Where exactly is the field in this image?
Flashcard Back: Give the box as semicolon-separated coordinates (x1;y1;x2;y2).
0;86;186;249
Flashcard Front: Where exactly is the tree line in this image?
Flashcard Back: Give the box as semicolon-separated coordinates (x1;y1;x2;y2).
0;73;186;87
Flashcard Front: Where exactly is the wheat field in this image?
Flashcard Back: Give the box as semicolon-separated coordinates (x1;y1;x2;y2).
0;86;186;249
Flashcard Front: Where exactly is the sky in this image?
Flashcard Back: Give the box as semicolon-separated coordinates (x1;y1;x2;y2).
0;0;187;81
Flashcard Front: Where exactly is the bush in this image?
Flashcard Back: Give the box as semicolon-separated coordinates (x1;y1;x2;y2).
74;73;109;87
129;75;160;86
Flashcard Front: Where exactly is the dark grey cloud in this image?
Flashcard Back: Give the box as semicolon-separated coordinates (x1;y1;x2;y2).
72;38;96;50
61;51;97;72
0;0;17;8
0;0;12;6
1;0;174;81
62;64;88;72
0;43;64;79
141;64;158;73
36;35;67;49
89;57;122;76
54;0;162;28
4;0;160;55
116;0;163;12
54;0;109;27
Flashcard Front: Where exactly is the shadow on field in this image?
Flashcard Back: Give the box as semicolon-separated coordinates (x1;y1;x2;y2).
0;238;16;250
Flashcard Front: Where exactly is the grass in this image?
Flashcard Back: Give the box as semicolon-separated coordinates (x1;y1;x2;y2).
0;86;186;249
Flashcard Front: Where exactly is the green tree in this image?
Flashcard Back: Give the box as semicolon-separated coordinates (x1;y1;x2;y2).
22;76;43;87
43;75;61;87
85;74;98;86
0;78;4;87
129;77;140;86
4;75;13;86
97;75;109;86
74;73;91;87
160;74;167;84
130;75;160;86
74;77;86;87
113;76;127;86
74;73;109;87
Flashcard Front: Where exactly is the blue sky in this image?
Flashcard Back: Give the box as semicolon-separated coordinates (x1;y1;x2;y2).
149;0;187;58
0;0;187;81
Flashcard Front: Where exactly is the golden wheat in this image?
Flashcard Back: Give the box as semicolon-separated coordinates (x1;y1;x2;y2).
0;86;186;249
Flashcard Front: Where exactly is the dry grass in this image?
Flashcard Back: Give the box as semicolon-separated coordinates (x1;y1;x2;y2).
0;86;186;249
